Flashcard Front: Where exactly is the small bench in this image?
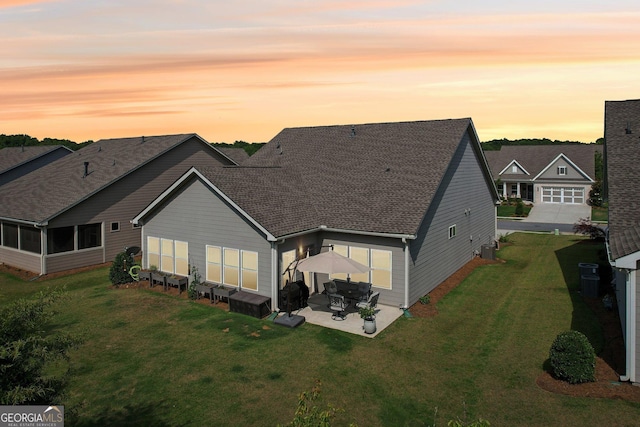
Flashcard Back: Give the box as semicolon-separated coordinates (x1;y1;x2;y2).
229;292;271;319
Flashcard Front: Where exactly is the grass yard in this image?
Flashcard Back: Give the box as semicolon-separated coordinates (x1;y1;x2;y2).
591;206;608;223
2;234;639;426
497;204;531;218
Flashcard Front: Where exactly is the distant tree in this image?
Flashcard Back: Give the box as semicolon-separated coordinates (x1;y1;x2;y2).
0;134;89;151
481;138;590;151
589;150;603;206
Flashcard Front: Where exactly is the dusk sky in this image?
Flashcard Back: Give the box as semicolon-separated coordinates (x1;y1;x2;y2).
2;0;639;144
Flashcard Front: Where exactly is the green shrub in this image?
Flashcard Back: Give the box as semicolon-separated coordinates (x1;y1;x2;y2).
514;201;524;216
109;251;135;286
549;330;596;384
419;294;431;305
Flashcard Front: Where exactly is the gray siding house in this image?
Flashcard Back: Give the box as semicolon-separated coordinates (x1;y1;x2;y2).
133;119;499;310
0;145;73;187
484;145;597;204
0;134;237;275
605;99;640;384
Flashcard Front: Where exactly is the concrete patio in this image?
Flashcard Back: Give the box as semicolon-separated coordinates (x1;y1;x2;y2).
273;292;404;337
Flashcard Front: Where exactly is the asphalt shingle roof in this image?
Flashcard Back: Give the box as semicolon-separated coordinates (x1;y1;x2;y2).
194;119;492;238
0;145;71;174
483;145;597;181
605;99;640;260
0;134;232;224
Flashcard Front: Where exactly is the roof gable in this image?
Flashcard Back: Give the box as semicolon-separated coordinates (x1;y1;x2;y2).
0;134;236;224
498;160;529;176
532;153;594;181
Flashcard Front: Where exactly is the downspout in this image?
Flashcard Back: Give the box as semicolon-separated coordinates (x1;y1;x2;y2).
403;237;410;310
271;241;279;312
37;224;46;275
621;270;636;383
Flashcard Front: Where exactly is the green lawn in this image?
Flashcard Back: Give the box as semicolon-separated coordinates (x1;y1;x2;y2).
2;234;638;426
497;204;531;218
591;206;608;223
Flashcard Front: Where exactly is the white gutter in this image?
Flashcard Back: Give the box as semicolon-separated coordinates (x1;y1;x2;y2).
277;225;415;241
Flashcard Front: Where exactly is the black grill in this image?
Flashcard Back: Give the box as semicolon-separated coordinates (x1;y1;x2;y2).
279;280;309;312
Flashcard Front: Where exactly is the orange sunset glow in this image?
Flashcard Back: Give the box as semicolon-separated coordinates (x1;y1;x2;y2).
1;1;639;143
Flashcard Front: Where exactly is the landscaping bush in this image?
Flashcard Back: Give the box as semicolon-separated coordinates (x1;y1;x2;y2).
549;330;596;384
514;201;524;216
109;251;135;286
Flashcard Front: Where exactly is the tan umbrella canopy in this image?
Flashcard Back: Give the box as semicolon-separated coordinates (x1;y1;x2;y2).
296;250;371;274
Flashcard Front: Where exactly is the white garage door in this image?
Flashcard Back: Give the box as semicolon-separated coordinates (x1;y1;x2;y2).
541;187;584;204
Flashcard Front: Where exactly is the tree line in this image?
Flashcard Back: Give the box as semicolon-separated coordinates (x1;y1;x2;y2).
481;137;604;151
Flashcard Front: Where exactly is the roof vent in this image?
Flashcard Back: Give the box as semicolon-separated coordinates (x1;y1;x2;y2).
626;122;632;134
141;136;145;143
350;126;356;137
83;161;89;178
98;146;102;152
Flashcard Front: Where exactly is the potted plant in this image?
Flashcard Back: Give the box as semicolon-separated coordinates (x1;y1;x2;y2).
359;306;377;334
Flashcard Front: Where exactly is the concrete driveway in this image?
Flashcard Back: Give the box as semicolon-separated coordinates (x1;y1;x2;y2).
523;203;592;224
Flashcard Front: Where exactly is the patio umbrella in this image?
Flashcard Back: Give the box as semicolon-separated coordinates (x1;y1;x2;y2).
295;250;371;274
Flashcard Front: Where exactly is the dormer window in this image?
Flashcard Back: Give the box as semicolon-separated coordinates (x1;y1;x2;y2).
557;166;567;176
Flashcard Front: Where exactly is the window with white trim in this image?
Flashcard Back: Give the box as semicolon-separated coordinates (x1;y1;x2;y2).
147;236;160;269
241;250;258;291
206;245;222;283
371;249;392;289
161;238;174;274
557;166;567;175
223;248;239;286
349;246;369;283
330;245;349;281
174;240;189;276
449;224;457;239
110;222;120;232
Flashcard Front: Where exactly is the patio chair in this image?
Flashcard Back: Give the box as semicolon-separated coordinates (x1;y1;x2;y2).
356;291;379;312
328;293;348;320
323;281;338;295
357;282;372;303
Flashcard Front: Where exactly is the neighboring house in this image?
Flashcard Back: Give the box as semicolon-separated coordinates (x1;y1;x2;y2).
0;145;73;186
484;145;597;204
605;99;640;384
133;119;499;310
0;134;238;275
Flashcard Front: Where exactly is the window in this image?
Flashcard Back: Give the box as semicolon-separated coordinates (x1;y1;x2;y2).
558;166;567;176
20;226;41;254
241;251;258;290
78;223;101;249
174;241;189;276
330;245;349;281
449;224;457;239
223;248;239;286
111;222;120;232
147;236;160;269
2;223;18;249
511;165;517;173
161;238;174;274
371;249;392;289
47;226;74;254
349;246;369;283
206;246;222;283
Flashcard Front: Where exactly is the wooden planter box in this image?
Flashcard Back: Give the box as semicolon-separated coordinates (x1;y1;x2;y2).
166;275;188;294
138;270;151;283
214;286;237;304
151;272;166;288
195;284;215;303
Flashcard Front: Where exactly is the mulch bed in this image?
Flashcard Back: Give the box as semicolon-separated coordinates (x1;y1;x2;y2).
4;256;640;401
